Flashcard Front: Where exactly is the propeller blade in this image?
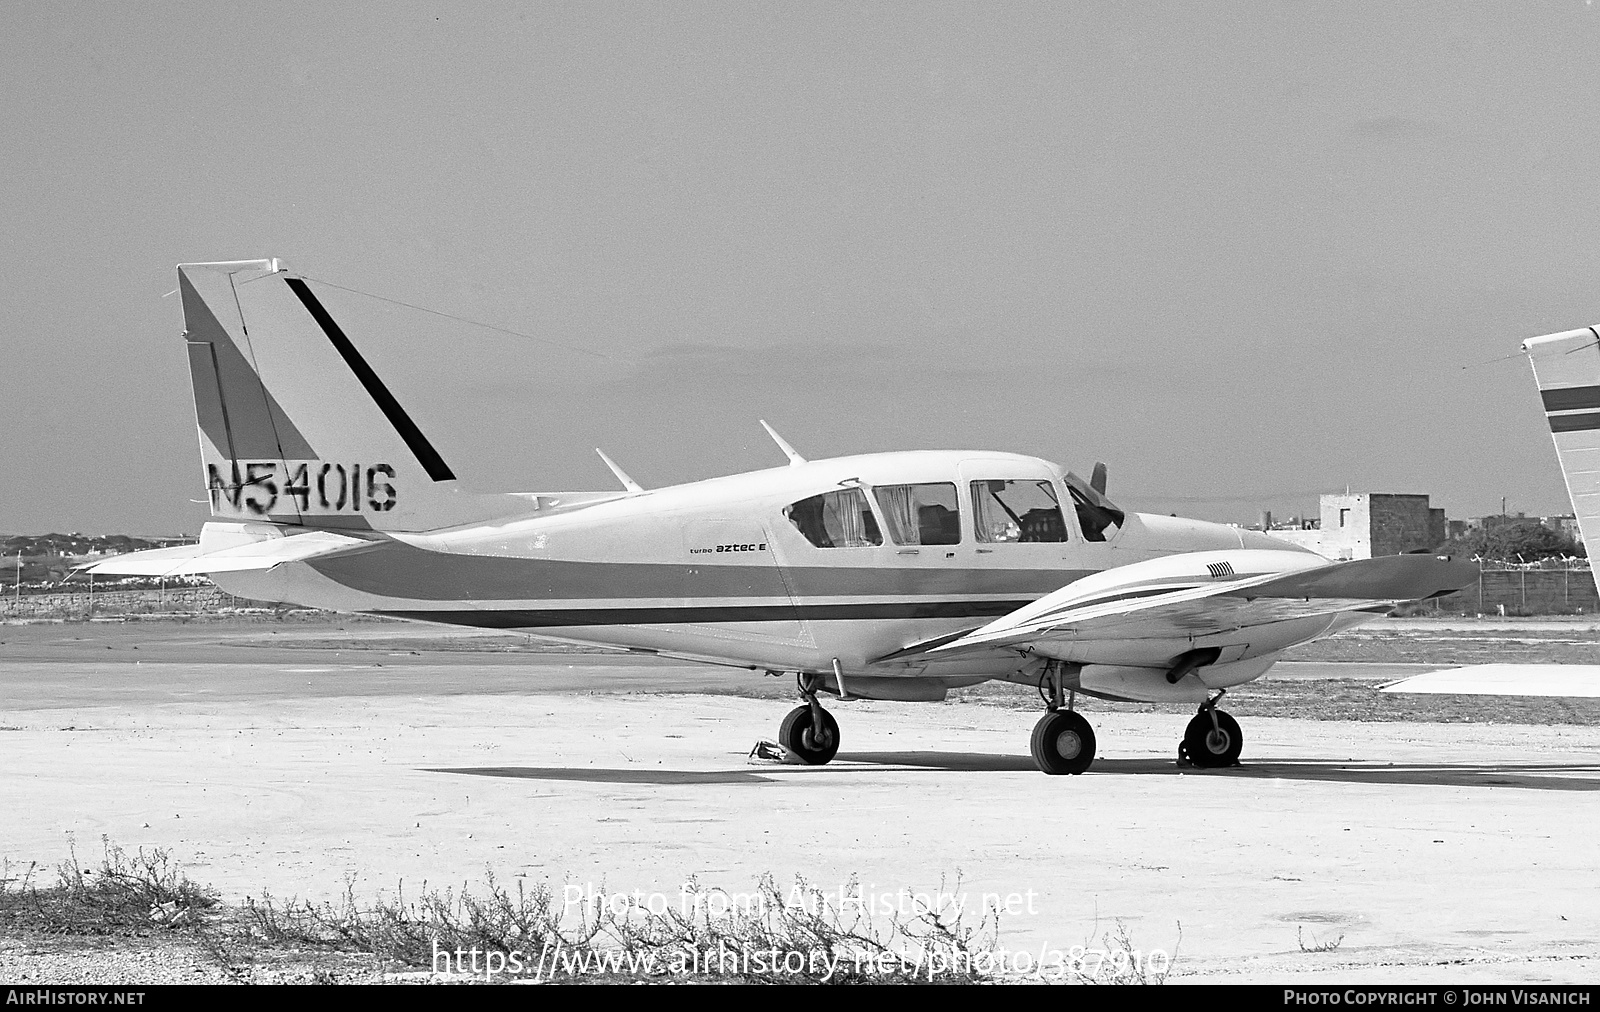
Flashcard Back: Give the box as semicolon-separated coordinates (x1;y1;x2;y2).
1090;461;1108;495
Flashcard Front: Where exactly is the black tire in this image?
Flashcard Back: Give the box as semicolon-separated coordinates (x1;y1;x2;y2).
1030;710;1097;775
779;704;840;765
1182;709;1243;768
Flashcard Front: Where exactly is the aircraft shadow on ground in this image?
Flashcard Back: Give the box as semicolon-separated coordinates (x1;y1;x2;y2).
848;752;1600;790
423;767;779;785
428;754;1600;790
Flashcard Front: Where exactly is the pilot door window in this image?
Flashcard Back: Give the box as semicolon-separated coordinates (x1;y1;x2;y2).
970;479;1068;543
871;483;961;545
784;488;883;548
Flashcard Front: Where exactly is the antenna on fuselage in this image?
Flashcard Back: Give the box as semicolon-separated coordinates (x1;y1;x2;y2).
595;448;645;492
759;420;807;467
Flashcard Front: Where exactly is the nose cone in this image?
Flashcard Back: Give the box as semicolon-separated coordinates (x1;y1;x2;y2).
1239;527;1316;553
1123;512;1316;554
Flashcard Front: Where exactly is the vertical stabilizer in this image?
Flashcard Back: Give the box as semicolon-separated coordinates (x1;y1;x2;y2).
1524;327;1600;570
178;259;527;532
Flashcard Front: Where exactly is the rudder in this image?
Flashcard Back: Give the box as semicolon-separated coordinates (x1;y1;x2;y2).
179;259;522;532
1524;326;1600;567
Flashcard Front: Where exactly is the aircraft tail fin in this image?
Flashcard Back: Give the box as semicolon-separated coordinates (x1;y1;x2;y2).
178;259;529;532
1524;327;1600;568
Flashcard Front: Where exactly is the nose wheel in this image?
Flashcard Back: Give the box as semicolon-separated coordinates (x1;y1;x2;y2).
777;672;840;765
1179;695;1243;768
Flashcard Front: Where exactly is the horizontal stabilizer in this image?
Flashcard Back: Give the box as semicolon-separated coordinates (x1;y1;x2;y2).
1380;664;1600;698
81;530;369;577
77;544;209;576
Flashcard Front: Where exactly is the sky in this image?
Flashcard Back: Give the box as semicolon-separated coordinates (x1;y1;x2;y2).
5;2;1600;534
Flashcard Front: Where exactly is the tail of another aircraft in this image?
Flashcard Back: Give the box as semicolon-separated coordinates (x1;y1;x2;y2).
1524;326;1600;567
178;259;529;532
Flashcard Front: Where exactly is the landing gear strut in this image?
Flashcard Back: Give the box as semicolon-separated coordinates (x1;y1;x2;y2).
1179;690;1243;768
778;672;840;765
1030;661;1095;775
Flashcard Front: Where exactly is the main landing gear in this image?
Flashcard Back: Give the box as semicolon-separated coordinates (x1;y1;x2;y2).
1030;661;1096;775
1178;691;1243;768
778;672;840;765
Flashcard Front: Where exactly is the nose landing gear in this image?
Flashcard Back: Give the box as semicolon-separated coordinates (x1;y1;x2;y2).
1178;691;1243;768
1030;661;1096;775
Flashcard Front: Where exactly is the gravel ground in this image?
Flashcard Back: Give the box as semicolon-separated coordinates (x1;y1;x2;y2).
0;931;444;984
0;935;229;985
4;614;1597;985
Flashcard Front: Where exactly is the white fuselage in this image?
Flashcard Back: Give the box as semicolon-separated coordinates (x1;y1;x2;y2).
208;449;1345;698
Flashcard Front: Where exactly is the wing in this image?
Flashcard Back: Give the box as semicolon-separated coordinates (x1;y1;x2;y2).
1380;664;1600;698
921;550;1477;664
80;530;372;577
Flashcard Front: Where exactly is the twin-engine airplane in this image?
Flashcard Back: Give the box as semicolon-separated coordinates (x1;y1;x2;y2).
90;259;1477;774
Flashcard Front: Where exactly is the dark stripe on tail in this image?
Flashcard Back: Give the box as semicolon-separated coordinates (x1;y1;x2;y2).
285;277;456;481
1549;411;1600;433
1542;385;1600;413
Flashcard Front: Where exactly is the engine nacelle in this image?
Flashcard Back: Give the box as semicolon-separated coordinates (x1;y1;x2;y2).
1071;656;1282;704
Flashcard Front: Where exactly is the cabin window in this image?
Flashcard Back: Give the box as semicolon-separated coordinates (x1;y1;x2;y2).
970;479;1069;543
784;488;882;548
872;483;961;545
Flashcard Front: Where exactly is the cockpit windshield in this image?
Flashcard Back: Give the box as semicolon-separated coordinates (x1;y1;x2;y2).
1062;472;1126;543
970;479;1068;543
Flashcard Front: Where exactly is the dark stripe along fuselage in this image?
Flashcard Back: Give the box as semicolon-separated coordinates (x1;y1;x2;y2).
380;602;1037;627
307;539;1092;626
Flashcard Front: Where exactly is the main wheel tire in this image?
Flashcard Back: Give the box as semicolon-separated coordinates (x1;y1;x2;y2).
1182;709;1243;768
1030;710;1097;775
779;704;840;765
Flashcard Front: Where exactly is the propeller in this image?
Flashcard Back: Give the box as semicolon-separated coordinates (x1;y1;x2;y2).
1090;461;1108;495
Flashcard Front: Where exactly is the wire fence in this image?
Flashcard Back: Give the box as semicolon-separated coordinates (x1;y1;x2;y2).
1420;567;1598;616
0;585;267;620
1474;557;1590;571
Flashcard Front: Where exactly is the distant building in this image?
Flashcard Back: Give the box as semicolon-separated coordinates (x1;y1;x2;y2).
1260;492;1447;561
1478;513;1528;530
1460;513;1582;546
1259;527;1325;553
1542;515;1582;542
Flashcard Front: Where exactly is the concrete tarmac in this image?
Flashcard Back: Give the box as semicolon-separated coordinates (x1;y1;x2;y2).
2;623;1598;983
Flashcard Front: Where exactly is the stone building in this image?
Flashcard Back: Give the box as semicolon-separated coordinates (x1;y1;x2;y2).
1317;493;1446;560
1262;492;1447;560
